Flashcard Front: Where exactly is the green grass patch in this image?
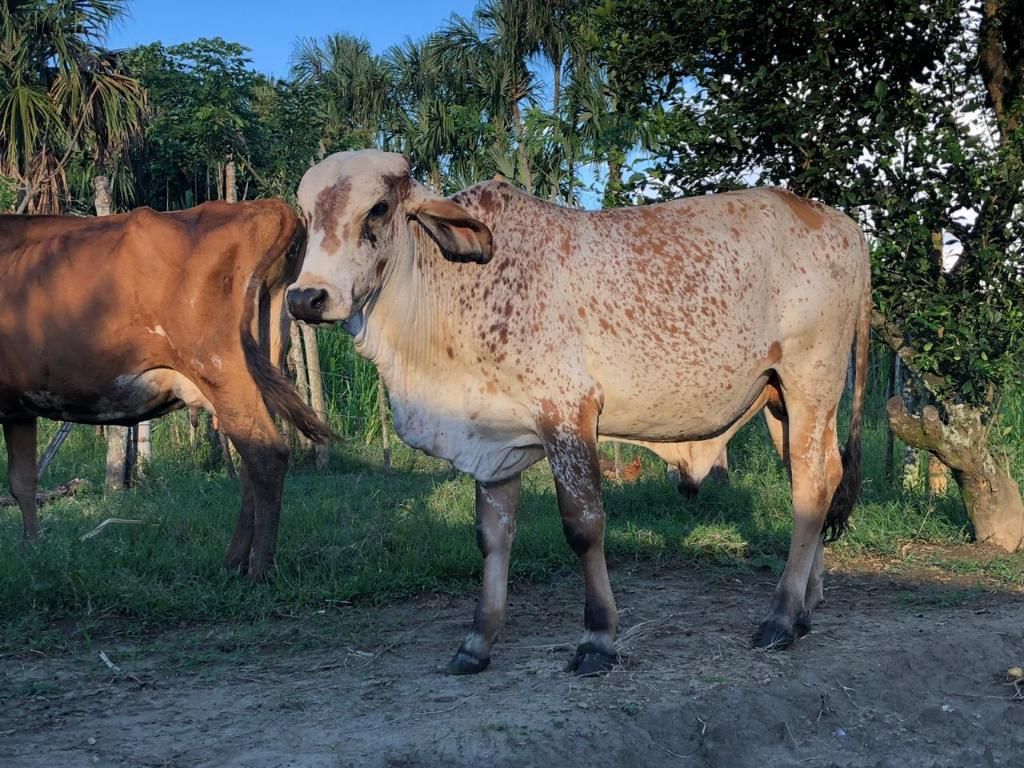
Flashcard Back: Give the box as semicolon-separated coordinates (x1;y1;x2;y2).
2;347;1023;653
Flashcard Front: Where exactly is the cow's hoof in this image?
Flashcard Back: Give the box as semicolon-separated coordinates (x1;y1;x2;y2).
243;562;272;584
753;620;795;650
447;649;490;675
566;642;619;676
794;611;812;638
223;556;248;575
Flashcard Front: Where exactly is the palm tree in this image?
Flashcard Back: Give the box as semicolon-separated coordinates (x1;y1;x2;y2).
432;0;540;191
290;33;392;153
384;35;495;191
0;0;146;213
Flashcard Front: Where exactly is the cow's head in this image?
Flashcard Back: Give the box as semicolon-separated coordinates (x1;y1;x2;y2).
287;150;492;326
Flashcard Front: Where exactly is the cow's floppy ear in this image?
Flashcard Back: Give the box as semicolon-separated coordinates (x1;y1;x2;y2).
409;193;493;265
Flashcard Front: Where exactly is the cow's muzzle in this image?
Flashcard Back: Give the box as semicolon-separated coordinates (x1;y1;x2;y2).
287;287;329;324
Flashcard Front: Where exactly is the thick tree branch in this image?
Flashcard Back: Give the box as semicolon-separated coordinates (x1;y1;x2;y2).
870;310;946;394
885;397;974;472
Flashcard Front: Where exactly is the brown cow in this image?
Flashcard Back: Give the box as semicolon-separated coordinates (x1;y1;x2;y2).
0;200;330;579
287;150;870;675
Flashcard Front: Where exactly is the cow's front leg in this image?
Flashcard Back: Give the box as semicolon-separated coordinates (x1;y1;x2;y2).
539;398;619;676
449;475;521;675
4;420;39;538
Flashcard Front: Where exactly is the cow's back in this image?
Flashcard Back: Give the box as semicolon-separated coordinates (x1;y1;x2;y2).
443;183;867;441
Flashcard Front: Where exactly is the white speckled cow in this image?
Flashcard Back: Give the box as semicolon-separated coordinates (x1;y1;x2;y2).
287;150;871;675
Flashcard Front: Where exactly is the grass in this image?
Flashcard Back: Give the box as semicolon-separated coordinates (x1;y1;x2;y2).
2;340;1023;654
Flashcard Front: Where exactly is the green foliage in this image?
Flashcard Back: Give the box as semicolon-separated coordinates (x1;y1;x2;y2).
0;174;16;210
0;0;145;212
125;38;266;209
598;0;1024;417
2;390;1022;649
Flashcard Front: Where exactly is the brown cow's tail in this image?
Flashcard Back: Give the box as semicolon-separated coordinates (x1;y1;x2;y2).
823;278;871;543
240;213;333;444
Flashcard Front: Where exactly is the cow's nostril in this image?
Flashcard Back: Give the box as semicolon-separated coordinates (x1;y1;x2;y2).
287;287;329;322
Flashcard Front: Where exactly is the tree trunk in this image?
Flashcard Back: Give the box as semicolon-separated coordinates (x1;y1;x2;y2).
886;397;1024;551
603;152;624;208
93;175;112;216
15;181;33;214
300;324;329;469
511;102;533;193
883;349;897;487
552;59;561;117
225;159;237;204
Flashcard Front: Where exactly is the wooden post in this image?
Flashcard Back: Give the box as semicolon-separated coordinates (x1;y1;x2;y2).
288;323;311;452
95;175;132;491
300;324;329;469
136;421;152;467
378;382;391;475
105;425;130;491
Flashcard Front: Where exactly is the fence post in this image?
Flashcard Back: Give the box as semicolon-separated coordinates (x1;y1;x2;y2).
378;382;391;475
300;324;329;469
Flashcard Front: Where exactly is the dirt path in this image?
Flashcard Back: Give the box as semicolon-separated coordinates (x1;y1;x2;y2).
3;561;1023;767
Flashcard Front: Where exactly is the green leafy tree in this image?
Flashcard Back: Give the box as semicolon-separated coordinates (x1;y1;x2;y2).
0;0;145;213
599;0;1024;548
126;38;261;210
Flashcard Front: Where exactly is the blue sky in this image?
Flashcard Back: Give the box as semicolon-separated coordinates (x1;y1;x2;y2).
104;0;608;206
105;0;479;78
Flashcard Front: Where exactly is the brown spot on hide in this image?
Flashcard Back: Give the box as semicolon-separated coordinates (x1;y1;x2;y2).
773;189;825;230
313;179;351;253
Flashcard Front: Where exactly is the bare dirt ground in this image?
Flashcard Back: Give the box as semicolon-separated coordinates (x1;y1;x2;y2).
3;557;1024;768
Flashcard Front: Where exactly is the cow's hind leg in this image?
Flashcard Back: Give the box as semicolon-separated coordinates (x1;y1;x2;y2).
449;475;521;675
224;463;256;573
230;433;288;581
540;397;619;676
754;401;843;649
4;420;39;539
215;381;290;582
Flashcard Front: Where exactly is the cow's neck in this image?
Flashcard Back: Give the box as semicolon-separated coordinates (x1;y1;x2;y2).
354;227;460;400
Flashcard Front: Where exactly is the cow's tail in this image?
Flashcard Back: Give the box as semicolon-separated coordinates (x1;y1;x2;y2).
823;271;871;543
240;213;333;444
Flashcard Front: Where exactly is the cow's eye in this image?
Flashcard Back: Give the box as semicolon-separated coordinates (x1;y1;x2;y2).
369;200;388;218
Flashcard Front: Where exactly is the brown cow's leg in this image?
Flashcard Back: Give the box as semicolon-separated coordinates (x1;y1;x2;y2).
448;474;521;675
754;405;842;649
230;434;289;581
4;420;39;539
540;398;619;676
224;462;256;573
213;379;290;582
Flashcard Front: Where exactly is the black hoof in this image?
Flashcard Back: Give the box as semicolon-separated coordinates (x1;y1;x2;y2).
794;611;812;638
447;649;490;675
566;642;619;676
753;620;795;650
